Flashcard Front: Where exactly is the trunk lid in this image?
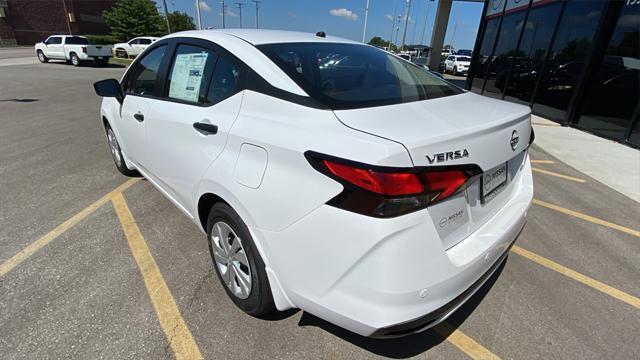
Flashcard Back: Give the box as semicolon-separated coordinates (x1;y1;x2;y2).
333;92;532;249
333;92;531;170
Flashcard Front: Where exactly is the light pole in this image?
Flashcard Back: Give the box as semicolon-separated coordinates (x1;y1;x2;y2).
221;1;226;28
389;0;398;50
419;0;431;45
400;0;411;51
196;0;202;29
236;2;244;29
362;0;370;43
252;0;260;29
411;0;420;45
162;0;171;33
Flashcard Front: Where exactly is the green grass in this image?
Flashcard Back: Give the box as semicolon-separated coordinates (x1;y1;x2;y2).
109;57;133;67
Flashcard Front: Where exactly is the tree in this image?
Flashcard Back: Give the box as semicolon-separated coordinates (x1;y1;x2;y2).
368;36;398;52
103;0;166;41
166;11;196;33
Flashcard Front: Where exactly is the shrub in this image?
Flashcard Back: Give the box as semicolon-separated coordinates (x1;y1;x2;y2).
85;34;121;45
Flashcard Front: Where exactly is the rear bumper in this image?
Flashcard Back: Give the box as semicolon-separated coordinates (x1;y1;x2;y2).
78;53;112;60
370;231;517;337
257;156;533;337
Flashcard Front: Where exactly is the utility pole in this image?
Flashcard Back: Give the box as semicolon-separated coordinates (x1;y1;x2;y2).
389;0;398;50
196;0;202;30
162;0;171;33
252;0;260;29
419;0;431;45
236;2;245;29
362;0;370;43
61;0;72;34
400;0;411;51
221;1;226;28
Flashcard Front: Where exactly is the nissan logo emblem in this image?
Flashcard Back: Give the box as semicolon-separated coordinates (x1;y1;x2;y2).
510;130;519;151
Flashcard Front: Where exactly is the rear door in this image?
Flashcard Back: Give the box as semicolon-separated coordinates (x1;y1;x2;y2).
118;44;168;168
144;40;245;213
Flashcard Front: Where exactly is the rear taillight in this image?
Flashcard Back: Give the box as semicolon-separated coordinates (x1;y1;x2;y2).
81;46;87;53
308;153;481;218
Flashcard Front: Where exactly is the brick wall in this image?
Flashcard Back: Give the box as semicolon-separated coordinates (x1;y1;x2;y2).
3;0;116;45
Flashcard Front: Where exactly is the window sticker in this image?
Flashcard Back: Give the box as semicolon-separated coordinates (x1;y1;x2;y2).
169;52;209;102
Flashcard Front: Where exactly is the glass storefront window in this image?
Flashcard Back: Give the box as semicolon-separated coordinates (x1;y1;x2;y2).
576;1;640;143
483;12;527;98
532;0;606;122
470;19;500;93
503;2;563;105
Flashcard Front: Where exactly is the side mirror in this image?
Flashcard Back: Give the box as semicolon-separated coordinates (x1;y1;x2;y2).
93;79;124;103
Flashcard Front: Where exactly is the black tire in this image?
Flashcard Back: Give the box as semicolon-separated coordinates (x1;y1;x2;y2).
115;49;128;58
104;124;139;177
70;53;81;67
207;203;275;316
453;66;458;76
37;50;49;63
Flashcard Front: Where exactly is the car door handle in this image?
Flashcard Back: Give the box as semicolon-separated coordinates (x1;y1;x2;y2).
193;122;218;135
133;113;144;122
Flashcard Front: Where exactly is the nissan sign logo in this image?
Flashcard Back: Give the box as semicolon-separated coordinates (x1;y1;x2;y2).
510;130;519;151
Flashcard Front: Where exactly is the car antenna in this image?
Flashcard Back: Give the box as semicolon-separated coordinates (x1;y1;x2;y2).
315;31;326;38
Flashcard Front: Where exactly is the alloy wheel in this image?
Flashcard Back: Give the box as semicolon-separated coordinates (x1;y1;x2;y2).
211;221;252;299
107;128;122;167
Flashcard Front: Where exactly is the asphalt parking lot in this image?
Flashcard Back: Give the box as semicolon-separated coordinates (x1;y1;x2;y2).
1;53;639;359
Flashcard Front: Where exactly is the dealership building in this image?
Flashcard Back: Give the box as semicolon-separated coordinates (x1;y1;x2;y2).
465;0;639;148
0;0;116;46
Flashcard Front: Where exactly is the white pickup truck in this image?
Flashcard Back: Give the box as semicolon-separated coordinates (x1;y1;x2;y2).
35;35;112;66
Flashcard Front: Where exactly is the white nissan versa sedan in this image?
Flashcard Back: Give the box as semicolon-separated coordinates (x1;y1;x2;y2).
93;30;534;337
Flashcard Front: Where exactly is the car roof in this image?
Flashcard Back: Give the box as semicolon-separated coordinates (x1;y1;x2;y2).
165;29;359;45
49;35;86;38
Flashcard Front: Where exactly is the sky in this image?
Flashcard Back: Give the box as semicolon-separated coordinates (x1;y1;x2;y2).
163;0;485;50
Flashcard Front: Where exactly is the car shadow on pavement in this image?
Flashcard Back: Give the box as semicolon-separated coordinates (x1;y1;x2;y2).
0;98;39;102
44;60;126;69
297;257;508;358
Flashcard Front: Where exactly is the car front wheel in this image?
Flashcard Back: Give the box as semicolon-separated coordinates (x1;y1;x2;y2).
105;125;138;177
207;203;275;316
37;50;48;63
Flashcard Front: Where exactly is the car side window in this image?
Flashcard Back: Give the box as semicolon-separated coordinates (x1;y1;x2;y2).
47;37;62;45
129;39;139;45
167;44;219;103
206;56;242;104
139;39;152;45
125;45;167;96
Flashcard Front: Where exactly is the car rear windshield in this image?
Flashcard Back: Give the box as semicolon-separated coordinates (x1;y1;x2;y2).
65;37;90;45
457;56;471;62
257;43;463;109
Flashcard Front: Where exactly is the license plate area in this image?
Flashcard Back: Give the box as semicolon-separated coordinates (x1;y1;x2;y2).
482;162;508;203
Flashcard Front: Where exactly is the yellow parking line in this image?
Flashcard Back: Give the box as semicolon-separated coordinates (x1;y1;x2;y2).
532;168;585;183
0;178;140;277
530;160;554;164
111;193;202;360
434;322;500;360
512;246;640;309
533;199;640;237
